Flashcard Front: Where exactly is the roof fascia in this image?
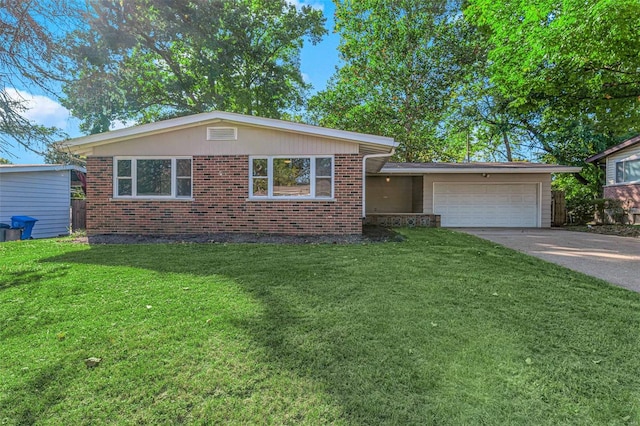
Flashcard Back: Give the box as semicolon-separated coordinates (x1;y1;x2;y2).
586;135;640;164
63;111;396;151
378;166;582;174
0;165;86;174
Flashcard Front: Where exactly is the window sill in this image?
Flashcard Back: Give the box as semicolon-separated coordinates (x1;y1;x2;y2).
109;197;194;202
246;197;336;202
607;182;640;187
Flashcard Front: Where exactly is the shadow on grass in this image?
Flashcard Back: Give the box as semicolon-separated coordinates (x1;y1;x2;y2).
35;241;452;423
0;265;70;291
3;360;69;425
31;232;640;424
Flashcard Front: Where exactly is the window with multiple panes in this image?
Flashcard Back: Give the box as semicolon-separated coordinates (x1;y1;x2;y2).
114;158;192;198
249;156;333;199
615;158;640;184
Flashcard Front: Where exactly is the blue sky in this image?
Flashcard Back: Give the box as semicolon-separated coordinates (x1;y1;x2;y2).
9;0;341;164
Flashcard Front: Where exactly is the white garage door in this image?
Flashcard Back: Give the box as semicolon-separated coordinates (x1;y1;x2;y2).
433;183;539;227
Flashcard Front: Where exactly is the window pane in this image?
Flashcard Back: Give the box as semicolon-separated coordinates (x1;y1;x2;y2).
118;179;132;196
176;159;191;177
624;159;640;182
252;158;267;177
137;159;171;196
273;158;310;196
252;178;267;196
315;178;332;197
616;162;624;183
177;178;191;197
117;160;131;177
316;157;332;177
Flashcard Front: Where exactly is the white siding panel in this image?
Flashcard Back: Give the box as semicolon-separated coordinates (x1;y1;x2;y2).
0;170;71;238
92;123;360;157
605;145;640;185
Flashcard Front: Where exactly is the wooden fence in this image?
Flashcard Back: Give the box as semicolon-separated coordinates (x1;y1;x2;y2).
71;199;86;231
551;190;567;226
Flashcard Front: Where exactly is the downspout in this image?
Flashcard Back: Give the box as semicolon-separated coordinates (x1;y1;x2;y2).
362;149;395;218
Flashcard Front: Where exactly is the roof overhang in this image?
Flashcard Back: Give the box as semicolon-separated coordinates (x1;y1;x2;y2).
586;134;640;164
0;164;85;174
62;111;396;155
375;163;581;175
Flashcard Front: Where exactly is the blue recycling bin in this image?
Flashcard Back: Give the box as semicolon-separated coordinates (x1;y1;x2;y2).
11;216;38;240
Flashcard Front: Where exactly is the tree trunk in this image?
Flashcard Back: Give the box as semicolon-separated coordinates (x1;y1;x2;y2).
503;132;513;162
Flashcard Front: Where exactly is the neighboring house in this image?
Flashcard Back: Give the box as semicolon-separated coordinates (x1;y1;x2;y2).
0;164;86;238
63;111;579;236
586;135;640;224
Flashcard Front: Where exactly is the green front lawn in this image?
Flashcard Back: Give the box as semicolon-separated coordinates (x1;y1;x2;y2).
1;229;639;424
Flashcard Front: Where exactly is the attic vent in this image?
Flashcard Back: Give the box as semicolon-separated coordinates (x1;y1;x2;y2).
207;127;237;141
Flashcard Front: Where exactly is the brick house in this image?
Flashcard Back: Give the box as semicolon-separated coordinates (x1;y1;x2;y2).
65;111;396;236
65;111;579;236
586;135;640;224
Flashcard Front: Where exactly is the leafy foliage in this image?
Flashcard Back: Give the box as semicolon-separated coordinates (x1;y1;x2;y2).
43;142;85;167
309;0;478;161
0;1;75;155
593;198;633;225
464;0;640;160
466;0;640;125
312;0;640;171
62;0;326;134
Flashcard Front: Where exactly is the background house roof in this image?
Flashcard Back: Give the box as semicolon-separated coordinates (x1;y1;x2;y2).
585;135;640;164
378;162;581;174
0;164;86;174
62;111;397;154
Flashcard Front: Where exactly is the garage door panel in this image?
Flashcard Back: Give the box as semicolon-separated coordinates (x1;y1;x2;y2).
434;183;538;227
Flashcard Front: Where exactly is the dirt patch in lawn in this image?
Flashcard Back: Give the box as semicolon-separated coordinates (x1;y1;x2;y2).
83;226;404;245
565;224;640;238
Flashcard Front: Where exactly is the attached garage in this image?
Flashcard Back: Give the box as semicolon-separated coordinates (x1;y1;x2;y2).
433;183;539;227
368;162;581;228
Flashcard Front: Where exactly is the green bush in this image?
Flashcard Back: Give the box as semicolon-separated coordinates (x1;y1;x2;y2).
567;192;596;225
594;198;630;224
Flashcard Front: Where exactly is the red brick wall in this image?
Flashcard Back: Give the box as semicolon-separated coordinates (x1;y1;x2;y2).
604;184;640;209
85;155;362;235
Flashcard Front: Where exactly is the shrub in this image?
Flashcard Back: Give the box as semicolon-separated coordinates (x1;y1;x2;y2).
567;192;596;225
594;198;631;224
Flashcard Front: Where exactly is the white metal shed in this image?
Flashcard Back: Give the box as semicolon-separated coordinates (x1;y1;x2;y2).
0;164;85;238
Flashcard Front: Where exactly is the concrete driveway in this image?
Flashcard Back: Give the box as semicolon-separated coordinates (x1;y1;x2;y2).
458;228;640;292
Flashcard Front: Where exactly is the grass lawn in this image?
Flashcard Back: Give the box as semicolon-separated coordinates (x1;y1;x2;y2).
1;228;640;425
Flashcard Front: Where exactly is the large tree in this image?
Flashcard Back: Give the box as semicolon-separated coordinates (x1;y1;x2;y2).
459;0;640;205
308;0;479;162
464;0;640;153
312;0;640;167
0;1;77;156
62;0;326;134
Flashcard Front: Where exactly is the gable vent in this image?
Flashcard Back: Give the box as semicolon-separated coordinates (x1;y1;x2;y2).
207;127;237;141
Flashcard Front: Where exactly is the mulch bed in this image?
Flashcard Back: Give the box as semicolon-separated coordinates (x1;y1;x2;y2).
83;225;405;245
565;224;640;238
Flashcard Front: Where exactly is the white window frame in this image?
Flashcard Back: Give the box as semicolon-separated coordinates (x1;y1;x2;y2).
249;155;334;200
615;157;640;184
113;156;193;199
